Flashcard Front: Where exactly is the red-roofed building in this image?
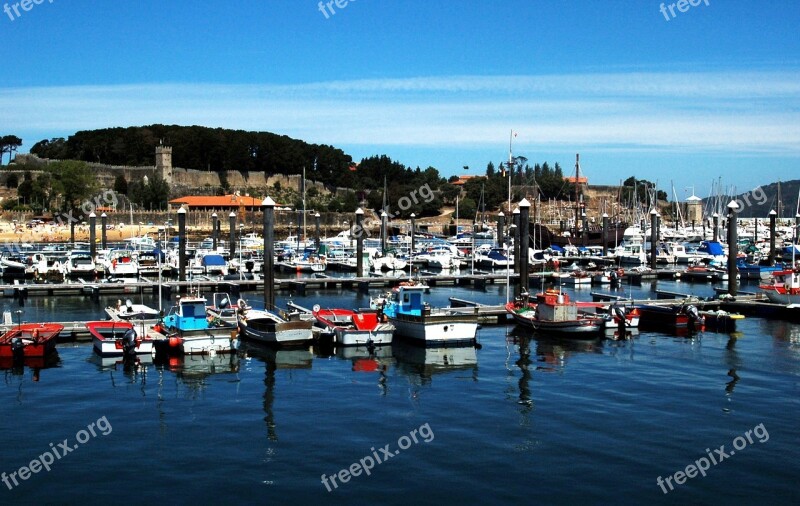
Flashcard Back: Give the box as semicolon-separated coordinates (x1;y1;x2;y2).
169;194;266;211
563;176;589;185
450;175;486;187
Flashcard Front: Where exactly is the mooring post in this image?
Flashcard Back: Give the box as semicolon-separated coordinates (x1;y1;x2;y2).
178;206;187;283
497;212;505;249
315;212;321;250
89;212;96;260
70;216;75;247
519;199;531;295
754;217;758;250
513;207;520;278
229;211;236;260
769;209;777;265
602;213;609;256
410;213;416;257
212;212;218;250
263;197;275;310
650;208;658;269
727;201;739;296
713;212;719;242
355;208;364;277
100;212;107;250
381;211;388;255
795;213;800;245
581;211;588;247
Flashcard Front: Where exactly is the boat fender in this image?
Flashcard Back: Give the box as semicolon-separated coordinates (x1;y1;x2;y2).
31;328;40;342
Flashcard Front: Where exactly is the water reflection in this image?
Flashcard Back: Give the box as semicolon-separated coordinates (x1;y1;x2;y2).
392;340;478;386
167;353;242;397
87;353;153;389
244;343;313;442
1;352;60;385
334;345;394;396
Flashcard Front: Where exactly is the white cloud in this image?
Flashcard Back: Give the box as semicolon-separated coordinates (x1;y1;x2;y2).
2;71;799;155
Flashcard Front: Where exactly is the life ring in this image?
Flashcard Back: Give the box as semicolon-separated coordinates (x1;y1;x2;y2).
617;268;624;277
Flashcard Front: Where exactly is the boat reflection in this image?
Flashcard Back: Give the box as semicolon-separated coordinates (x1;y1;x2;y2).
87;353;152;387
334;345;394;372
334;345;395;396
0;352;60;382
166;352;241;386
243;342;314;442
509;327;602;373
392;340;478;386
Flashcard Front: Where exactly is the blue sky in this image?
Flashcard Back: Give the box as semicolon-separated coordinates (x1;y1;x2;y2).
1;0;799;199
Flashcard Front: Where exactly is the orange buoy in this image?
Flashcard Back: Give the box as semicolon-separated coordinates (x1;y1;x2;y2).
168;336;182;348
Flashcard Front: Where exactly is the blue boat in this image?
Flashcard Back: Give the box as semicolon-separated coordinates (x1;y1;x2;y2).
736;258;783;280
156;294;238;355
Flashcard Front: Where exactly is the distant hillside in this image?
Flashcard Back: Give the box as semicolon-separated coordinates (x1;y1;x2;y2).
30;124;356;188
709;179;800;218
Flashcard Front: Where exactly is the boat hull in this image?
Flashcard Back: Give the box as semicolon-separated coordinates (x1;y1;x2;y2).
86;321;155;357
387;313;477;346
508;310;601;337
761;289;800;305
0;323;63;358
238;316;313;346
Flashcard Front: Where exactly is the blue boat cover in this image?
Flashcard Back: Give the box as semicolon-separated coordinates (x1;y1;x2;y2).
201;254;226;267
698;241;724;256
549;245;565;253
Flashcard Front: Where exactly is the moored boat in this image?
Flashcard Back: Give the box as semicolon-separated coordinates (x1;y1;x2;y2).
0;323;63;359
759;269;800;305
154;294;239;354
377;285;478;346
636;303;705;331
505;290;602;338
86;320;154;357
312;306;394;346
237;303;314;346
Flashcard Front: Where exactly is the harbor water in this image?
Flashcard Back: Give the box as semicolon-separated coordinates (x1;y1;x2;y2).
0;280;798;504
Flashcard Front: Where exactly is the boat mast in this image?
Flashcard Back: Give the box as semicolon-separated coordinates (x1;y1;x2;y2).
303;164;308;247
574;154;581;232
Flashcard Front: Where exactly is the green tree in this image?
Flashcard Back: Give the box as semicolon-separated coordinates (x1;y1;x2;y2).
49;160;98;212
0;135;22;164
5;174;18;189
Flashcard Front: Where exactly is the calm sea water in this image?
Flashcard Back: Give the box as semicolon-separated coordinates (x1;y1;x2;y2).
1;279;798;505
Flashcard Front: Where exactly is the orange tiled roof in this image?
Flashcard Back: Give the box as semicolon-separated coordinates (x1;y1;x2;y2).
451;175;486;186
563;176;589;184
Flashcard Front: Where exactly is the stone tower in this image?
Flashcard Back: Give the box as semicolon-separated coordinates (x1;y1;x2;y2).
155;144;173;184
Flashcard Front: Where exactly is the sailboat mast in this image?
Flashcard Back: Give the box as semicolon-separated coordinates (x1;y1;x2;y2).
574;154;581;232
303;165;308;246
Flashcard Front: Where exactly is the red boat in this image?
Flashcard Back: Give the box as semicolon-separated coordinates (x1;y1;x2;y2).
0;323;63;359
312;306;394;346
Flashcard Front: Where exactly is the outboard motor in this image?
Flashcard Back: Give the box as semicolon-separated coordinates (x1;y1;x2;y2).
11;337;25;361
121;329;138;357
686;305;700;332
613;305;627;332
610;269;619;287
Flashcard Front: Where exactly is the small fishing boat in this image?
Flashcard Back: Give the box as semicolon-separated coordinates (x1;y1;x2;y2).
154;294;239;355
0;323;63;359
105;299;161;322
505;290;602;337
575;301;640;330
377;285;478;346
759;269;800;305
636;303;705;331
86;320;154;357
312;306;394;346
237;302;314;346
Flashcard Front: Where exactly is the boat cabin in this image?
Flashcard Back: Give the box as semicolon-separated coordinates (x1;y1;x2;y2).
535;290;578;322
392;286;428;317
162;296;209;331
